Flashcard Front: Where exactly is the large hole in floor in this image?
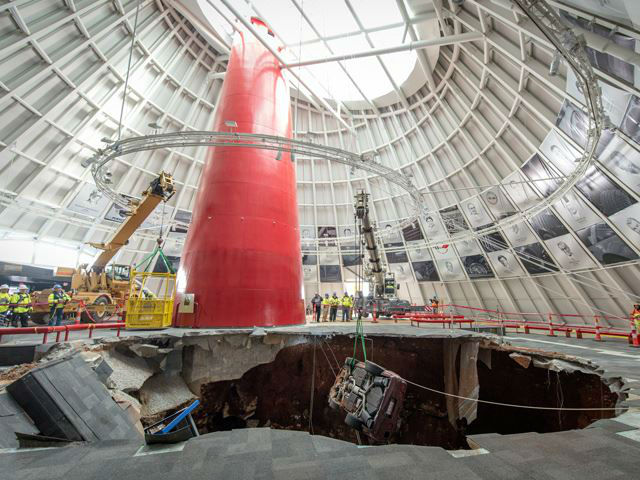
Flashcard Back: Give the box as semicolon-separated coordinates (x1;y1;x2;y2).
185;337;618;449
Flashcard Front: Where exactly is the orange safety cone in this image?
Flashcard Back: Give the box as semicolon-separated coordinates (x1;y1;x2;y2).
547;313;556;337
594;315;602;342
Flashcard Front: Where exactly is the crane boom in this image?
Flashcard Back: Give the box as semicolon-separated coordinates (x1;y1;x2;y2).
89;172;175;271
355;191;386;296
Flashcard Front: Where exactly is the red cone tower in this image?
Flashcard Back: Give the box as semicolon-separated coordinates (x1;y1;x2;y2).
174;18;304;327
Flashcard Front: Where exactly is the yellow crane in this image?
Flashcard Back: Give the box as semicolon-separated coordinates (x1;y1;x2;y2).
32;172;175;323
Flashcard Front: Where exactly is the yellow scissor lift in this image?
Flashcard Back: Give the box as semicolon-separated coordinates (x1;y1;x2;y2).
126;246;176;329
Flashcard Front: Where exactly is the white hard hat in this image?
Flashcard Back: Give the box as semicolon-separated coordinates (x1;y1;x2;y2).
18;284;27;290
0;284;8;289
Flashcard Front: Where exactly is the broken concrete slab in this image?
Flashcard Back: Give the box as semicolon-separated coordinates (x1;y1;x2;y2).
102;349;155;393
129;344;160;358
139;373;196;418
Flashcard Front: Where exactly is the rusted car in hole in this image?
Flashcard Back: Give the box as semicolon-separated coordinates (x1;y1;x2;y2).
328;357;407;443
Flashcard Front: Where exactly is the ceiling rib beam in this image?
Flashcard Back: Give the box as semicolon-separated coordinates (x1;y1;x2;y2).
283;32;482;69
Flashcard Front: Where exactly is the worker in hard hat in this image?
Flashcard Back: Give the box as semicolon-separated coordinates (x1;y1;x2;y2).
310;293;322;323
11;284;32;327
48;284;70;326
632;304;640;333
0;284;11;326
341;292;353;322
329;292;340;322
321;293;330;322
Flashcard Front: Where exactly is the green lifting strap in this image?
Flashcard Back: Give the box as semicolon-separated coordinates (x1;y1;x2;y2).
135;246;175;274
350;313;367;369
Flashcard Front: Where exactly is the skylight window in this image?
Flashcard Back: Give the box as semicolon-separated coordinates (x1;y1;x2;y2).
202;0;419;103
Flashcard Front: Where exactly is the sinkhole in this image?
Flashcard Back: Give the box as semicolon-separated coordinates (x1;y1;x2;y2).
148;336;621;449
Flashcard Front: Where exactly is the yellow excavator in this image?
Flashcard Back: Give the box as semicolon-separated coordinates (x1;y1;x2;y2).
31;172;175;324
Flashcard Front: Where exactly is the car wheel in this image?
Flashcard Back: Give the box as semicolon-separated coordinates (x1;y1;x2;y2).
364;361;384;376
329;398;340;410
344;413;363;431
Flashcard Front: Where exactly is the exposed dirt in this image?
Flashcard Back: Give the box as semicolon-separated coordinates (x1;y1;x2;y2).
190;337;618;448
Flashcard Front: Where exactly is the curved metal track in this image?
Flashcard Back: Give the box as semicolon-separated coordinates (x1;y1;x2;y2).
84;0;606;250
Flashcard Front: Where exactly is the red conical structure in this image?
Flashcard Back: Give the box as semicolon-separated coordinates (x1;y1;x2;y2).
174;18;304;328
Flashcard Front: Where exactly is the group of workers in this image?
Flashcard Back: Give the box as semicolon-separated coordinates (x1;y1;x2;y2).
0;284;70;327
310;292;354;322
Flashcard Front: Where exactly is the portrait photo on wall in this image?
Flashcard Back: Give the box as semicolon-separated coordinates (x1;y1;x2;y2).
339;226;355;238
621;95;640;145
555;100;614;156
436;258;466;281
440;206;469;234
462;254;494;279
412;260;440;282
544;233;596;270
463;198;492;228
514;243;558;275
389;263;412;282
402;222;424;242
433;243;456;260
303;265;317;281
576;167;637;216
529;209;569;240
319;265;342;282
566;68;631;127
560;10;635;84
503;172;540;210
599;136;640;191
422;212;448;241
407;242;431;262
380;221;402;243
385;243;409;264
521;154;562;198
610;203;640;249
455;238;482;256
487;250;525;278
484;188;516;217
67;183;110;217
540;130;580;175
478;228;509;253
502;220;538;247
302;254;317;265
553;190;601;230
577;222;639;265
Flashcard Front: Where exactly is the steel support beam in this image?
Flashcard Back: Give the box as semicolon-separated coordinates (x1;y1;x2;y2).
283;32;483;69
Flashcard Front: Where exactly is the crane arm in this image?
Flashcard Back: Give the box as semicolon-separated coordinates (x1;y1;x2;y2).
88;172;175;271
355;192;385;296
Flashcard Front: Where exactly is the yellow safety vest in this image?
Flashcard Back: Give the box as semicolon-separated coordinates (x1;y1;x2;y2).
341;296;352;308
330;297;340;307
0;292;10;313
322;298;330;306
11;293;31;313
48;292;70;309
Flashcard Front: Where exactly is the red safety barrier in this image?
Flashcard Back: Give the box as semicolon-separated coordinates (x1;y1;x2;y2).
0;323;125;344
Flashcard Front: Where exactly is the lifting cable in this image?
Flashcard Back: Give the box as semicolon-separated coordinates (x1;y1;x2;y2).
350;208;368;368
117;0;142;141
404;378;628;412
